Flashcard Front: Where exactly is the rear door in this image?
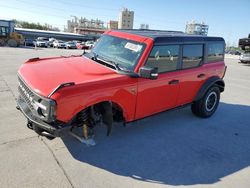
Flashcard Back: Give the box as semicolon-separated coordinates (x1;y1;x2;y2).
135;44;181;119
176;44;207;105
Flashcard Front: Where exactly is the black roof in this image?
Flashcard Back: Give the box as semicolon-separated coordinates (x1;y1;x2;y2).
117;29;224;44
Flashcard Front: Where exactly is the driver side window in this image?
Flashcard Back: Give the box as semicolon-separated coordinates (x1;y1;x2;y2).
146;45;180;73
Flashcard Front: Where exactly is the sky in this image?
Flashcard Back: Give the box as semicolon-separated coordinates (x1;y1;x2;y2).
0;0;249;46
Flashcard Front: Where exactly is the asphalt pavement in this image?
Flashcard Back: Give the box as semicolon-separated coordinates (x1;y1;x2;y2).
0;47;250;188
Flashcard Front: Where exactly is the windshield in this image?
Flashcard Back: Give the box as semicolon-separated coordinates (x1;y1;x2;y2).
38;38;49;41
91;35;145;71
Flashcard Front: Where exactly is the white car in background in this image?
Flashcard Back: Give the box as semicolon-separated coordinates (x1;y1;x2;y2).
53;40;66;49
85;41;95;49
35;37;49;47
239;52;250;64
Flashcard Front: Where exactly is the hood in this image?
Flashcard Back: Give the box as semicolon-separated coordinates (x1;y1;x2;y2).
18;56;118;97
37;41;47;43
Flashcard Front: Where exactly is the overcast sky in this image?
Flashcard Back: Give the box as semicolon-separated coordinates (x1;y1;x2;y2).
1;0;250;46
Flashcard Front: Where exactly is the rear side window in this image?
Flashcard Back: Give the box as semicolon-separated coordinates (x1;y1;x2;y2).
182;44;203;69
207;43;224;63
146;45;179;73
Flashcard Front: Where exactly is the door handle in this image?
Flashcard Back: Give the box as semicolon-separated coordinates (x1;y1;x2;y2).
168;79;179;85
197;73;206;78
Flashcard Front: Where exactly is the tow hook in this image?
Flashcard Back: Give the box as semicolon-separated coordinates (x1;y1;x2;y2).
27;121;33;130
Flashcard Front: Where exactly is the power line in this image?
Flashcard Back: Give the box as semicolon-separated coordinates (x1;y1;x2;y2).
14;0;116;17
55;0;118;11
12;0;185;26
1;3;185;30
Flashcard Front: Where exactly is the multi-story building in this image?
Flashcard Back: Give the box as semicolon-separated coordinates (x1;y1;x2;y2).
185;21;209;36
140;24;149;30
118;8;134;29
66;17;106;35
107;20;118;30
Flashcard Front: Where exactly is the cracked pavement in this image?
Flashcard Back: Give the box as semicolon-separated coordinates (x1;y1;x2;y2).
0;47;250;188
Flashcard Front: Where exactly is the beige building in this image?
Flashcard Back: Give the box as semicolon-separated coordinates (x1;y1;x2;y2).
66;16;106;35
140;24;149;30
74;27;105;35
118;8;134;29
107;20;118;30
185;21;209;36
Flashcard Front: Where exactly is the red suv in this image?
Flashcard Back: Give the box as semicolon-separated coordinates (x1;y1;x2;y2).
17;30;226;139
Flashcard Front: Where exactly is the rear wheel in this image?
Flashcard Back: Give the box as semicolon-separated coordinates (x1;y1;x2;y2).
191;86;220;118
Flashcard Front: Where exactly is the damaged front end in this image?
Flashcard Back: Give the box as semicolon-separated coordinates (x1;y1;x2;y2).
16;74;115;145
16;74;72;138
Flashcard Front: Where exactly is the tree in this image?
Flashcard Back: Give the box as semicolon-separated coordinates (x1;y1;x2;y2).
14;19;60;31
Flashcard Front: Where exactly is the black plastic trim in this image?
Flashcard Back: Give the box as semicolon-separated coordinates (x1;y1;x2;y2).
48;82;75;98
194;76;225;101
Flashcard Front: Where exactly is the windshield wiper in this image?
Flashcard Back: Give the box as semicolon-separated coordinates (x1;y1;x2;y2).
89;52;138;77
91;51;98;61
111;61;121;71
95;55;121;71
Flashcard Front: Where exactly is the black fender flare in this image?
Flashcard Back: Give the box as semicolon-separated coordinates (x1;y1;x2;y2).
194;76;225;102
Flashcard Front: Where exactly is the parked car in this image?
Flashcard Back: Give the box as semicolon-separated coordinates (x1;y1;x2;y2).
76;41;88;49
85;41;95;49
239;52;250;63
35;37;49;47
16;30;226;141
24;39;34;46
48;38;56;47
53;40;66;48
65;41;77;49
229;51;241;55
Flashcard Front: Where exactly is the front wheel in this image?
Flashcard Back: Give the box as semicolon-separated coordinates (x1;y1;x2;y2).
191;86;220;118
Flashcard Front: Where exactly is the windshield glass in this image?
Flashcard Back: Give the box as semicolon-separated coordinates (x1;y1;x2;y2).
91;35;145;71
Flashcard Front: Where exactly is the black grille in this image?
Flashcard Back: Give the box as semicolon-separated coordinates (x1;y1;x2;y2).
18;76;35;110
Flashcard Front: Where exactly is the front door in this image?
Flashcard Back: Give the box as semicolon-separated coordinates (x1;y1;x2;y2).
135;44;181;119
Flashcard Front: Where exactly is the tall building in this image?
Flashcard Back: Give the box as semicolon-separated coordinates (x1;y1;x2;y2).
118;8;134;29
185;21;208;36
107;20;118;30
140;24;149;30
66;16;106;35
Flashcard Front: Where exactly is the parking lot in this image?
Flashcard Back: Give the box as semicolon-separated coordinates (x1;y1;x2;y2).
0;47;250;188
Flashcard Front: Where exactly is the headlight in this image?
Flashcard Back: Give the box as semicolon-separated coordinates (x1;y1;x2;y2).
32;99;56;122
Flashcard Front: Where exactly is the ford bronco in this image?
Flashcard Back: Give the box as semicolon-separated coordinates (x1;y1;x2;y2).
17;30;226;140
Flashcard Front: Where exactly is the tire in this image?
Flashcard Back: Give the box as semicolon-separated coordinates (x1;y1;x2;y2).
191;86;220;118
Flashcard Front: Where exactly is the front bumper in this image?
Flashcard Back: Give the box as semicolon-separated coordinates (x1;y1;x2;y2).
37;43;47;47
58;45;66;48
239;57;250;62
68;46;77;49
17;95;71;137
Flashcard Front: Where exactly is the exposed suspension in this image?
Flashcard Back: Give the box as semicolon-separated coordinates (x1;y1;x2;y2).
75;108;95;139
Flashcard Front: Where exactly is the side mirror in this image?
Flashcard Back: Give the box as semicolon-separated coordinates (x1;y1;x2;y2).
139;66;158;80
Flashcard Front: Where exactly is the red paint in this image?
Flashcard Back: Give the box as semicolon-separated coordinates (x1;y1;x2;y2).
18;31;226;124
